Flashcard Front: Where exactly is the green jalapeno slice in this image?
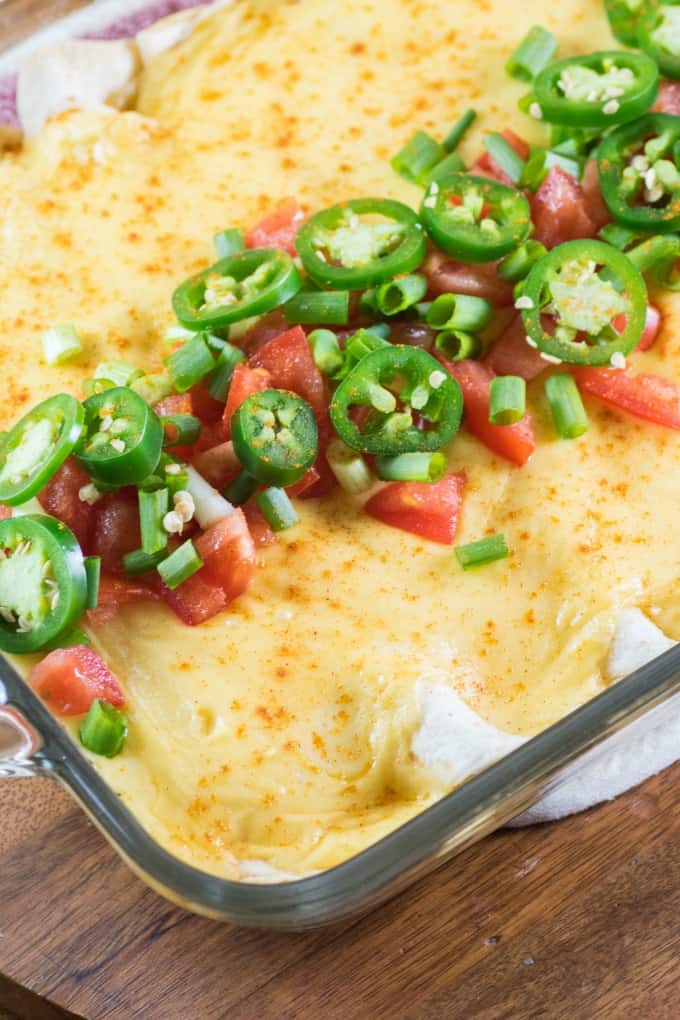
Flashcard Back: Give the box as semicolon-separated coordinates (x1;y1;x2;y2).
638;1;680;81
0;395;84;507
76;387;163;486
231;389;318;487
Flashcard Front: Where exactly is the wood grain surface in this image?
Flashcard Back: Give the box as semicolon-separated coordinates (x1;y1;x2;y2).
0;764;678;1019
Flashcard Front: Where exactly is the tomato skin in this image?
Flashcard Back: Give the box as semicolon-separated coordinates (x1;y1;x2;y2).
38;457;95;552
423;251;514;306
582;158;611;232
189;381;224;425
92;492;141;575
157;572;227;626
250;326;327;422
191;440;241;490
612;305;662;354
194;509;257;604
484;314;547;381
530;167;596;249
241;309;289;357
154;393;193;419
0;504;11;520
245;198;305;256
653;81;680;115
30;646;125;716
469;130;530;185
286;465;320;498
242;500;277;546
443;358;536;465
573;366;680;429
87;573;160;625
365;473;466;544
222;363;272;439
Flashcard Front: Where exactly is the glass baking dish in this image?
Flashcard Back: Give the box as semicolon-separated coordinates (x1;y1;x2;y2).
0;0;679;931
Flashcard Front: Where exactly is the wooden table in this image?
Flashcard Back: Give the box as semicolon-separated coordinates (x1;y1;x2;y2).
0;765;678;1019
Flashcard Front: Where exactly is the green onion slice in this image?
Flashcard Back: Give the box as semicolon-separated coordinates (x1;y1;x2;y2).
455;533;509;570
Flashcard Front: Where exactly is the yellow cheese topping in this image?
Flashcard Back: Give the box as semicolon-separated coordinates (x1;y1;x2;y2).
1;0;679;878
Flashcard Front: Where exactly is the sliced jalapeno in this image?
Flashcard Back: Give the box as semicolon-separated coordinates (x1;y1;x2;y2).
598;113;680;233
604;0;642;47
330;346;462;455
419;174;531;263
76;387;163;486
295;198;426;289
0;514;87;654
172;248;302;330
525;50;659;128
521;239;647;365
0;395;84;507
231;389;318;487
639;2;680;81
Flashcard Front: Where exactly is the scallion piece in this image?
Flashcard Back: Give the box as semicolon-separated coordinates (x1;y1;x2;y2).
598;223;638;251
131;373;174;405
375;451;447;483
544;374;589;439
374;274;428;316
42;323;83;366
520;148;582;191
157;539;203;589
489;375;526;425
497;240;547;283
434;329;479;361
358;289;378;316
161;414;202;448
483;132;526;185
427;293;493;332
421;151;466;186
391;130;445;185
93;359;143;387
308;328;344;376
83;556;101;611
139;487;169;555
224;469;259;506
443;109;477;152
79;699;128;758
208;342;245;401
284;289;350;326
455;533;509;570
213;227;244;259
165;333;215;392
366;323;391;340
43;626;92;652
326;439;373;494
506;26;557;83
255;487;299;532
625;235;680;282
123;547;166;576
415;301;432;320
82;377;115;398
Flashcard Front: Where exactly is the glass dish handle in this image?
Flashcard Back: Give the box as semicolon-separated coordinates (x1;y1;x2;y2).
0;703;44;778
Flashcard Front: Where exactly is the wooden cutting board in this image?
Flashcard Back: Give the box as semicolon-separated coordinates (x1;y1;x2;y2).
0;765;678;1019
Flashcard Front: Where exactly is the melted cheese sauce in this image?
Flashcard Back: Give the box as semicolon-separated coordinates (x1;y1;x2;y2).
1;0;679;877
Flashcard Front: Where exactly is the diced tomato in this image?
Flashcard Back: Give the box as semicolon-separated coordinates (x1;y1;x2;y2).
469;130;530;185
245;198;305;256
191;440;241;490
653;81;680;115
242;500;277;546
573;366;680;429
581;159;611;232
484;314;547;380
91;492;141;574
365;473;466;544
0;504;11;520
157;572;227;626
87;573;160;625
241;309;290;357
154;392;193;419
38;457;95;552
222;363;272;439
29;646;125;717
286;465;320;498
194;509;257;604
250;326;327;422
530;166;596;249
423;251;514;306
612;305;662;354
189;381;224;424
443;358;536;465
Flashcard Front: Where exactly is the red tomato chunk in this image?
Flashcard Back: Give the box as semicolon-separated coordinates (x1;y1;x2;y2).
194;510;257;604
365;473;466;544
573;367;680;430
530;167;596;249
30;646;125;716
245;198;305;256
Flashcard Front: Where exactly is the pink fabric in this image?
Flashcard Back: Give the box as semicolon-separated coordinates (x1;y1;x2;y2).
0;0;209;127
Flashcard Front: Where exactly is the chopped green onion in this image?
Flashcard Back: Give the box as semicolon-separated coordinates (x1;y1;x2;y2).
208;342;245;401
625;235;680;283
434;330;480;361
545;374;589;439
482;133;526;184
165;325;196;344
421;151;466;186
308;328;344;376
598;223;639;251
497;240;547;283
83;556;101;610
131;373;174;405
213;227;244;259
93;359;143;387
427;293;493;332
123;547;166;576
224;470;259;506
79;699;128;758
284;289;350;326
43;626;92;652
82;377;116;398
165;333;215;392
366;323;391;340
520;148;582;191
415;301;432;320
325;439;373;494
489;375;526;425
443;109;477;152
392;130;445;185
42;324;83;366
139;487;169;555
374;274;428;316
455;533;509;570
161;414;202;448
506;26;557;83
375;451;447;483
157;539;203;589
358;289;378;317
255;487;299;531
337;328;392;379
